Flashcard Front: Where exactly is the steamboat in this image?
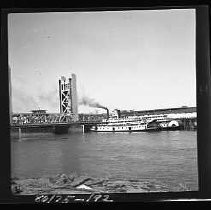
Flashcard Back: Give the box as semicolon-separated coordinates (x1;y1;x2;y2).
90;109;180;132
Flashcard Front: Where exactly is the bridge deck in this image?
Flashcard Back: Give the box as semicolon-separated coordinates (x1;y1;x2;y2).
10;121;101;128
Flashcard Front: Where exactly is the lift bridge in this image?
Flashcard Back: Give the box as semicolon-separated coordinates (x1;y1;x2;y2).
11;112;101;134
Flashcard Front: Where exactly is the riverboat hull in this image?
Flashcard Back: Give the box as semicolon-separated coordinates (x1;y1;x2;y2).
90;124;162;132
90;117;180;132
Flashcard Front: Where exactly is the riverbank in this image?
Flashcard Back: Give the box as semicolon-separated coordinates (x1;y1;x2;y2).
11;173;191;195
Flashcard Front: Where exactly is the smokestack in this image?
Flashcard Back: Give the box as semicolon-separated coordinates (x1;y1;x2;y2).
106;108;109;119
116;109;121;118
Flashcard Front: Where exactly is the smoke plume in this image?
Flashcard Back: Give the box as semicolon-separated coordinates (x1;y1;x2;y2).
79;96;108;110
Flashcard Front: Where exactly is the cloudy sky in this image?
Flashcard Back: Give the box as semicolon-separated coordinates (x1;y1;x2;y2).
8;9;196;114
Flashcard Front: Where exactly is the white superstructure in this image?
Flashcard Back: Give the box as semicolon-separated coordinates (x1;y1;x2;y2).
90;109;197;132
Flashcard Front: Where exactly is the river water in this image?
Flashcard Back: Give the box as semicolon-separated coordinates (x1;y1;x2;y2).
11;130;198;192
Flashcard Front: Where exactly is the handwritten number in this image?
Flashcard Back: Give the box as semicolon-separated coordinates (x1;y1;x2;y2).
55;195;62;203
62;195;75;203
102;195;113;202
35;195;45;203
34;193;114;203
86;193;96;202
46;195;56;203
93;195;102;202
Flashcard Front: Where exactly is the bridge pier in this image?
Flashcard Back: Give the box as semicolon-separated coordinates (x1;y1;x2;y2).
82;125;93;133
54;125;69;134
18;127;22;139
82;125;85;133
54;124;87;134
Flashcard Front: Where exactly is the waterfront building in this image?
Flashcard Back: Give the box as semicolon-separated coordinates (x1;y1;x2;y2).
31;109;47;115
59;74;78;121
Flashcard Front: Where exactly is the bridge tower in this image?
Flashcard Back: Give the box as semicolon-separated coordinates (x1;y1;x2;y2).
59;74;78;121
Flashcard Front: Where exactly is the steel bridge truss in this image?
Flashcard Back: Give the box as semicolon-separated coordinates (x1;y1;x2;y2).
12;113;74;125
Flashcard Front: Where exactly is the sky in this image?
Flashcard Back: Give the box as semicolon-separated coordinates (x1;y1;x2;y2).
8;9;196;114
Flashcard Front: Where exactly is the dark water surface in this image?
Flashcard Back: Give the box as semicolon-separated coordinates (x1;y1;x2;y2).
11;131;198;191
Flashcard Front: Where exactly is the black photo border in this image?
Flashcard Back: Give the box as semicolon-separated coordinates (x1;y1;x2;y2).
1;1;211;204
